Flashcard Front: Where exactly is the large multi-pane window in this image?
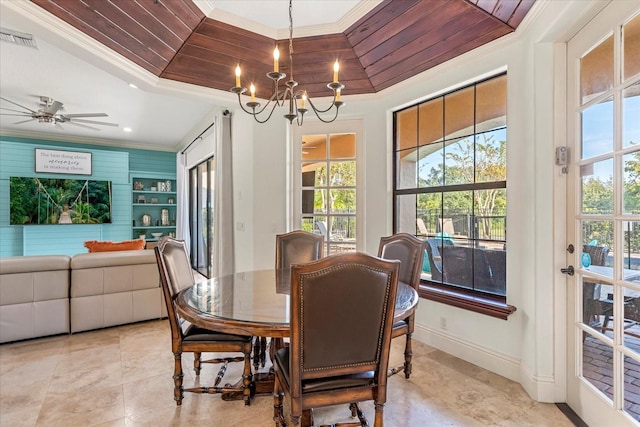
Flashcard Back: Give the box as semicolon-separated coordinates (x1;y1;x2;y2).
300;132;356;255
393;73;507;299
189;157;214;277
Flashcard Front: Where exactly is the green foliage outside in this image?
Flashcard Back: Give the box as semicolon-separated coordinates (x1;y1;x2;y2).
417;133;507;240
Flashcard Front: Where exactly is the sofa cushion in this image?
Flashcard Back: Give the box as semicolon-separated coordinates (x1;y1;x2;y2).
84;239;145;253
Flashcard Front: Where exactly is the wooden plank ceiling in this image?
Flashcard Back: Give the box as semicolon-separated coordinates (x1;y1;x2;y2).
30;0;535;100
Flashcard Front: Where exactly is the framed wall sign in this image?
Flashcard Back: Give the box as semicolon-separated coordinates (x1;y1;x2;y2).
35;148;92;175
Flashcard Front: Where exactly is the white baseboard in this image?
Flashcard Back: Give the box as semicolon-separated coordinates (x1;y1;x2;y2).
413;324;558;402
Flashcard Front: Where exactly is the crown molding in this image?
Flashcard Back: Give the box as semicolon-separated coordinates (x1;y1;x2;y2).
0;129;178;152
194;0;382;39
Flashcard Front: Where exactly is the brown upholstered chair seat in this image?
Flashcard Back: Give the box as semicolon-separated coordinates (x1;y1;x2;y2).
183;326;252;343
274;347;374;393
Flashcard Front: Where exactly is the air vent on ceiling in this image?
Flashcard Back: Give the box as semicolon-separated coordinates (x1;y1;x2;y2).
0;27;37;48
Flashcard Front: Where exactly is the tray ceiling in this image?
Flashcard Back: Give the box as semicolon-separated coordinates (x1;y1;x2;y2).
30;0;536;100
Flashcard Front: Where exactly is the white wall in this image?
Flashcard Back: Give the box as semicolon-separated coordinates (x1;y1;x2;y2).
228;0;612;403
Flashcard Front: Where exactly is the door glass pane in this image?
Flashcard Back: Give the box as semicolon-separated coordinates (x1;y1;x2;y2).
624;14;640;81
582;279;610;337
624;355;640;421
582;333;614;401
581;158;614;215
623;83;640;149
301;134;326;161
582;220;614;266
582;97;613;159
623;221;640;273
329;160;355;187
623;286;640;350
581;33;614;105
329;133;355;159
624;152;640;214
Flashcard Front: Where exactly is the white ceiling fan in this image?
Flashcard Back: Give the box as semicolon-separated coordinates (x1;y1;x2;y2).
0;96;118;130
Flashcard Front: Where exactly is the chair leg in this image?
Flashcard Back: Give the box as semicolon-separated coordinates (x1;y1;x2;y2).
373;402;385;427
404;332;413;379
172;352;184;405
273;379;285;426
193;351;202;375
242;346;253;406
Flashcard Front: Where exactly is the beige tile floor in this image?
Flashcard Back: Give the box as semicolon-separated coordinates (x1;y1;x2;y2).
0;320;574;427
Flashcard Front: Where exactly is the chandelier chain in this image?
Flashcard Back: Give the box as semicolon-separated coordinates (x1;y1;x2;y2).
289;0;294;82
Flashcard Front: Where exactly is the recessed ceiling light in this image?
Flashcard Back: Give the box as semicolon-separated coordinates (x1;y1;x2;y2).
128;83;138;89
123;127;132;132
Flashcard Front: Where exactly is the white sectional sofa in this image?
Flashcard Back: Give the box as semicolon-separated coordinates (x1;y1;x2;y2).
0;255;71;343
0;249;165;343
70;249;165;333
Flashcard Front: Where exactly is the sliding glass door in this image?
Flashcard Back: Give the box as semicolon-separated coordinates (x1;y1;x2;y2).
189;157;214;277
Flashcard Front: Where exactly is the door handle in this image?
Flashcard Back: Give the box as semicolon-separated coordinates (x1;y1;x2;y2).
561;265;575;276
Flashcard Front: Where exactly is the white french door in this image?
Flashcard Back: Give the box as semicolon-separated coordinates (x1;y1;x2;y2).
566;2;640;425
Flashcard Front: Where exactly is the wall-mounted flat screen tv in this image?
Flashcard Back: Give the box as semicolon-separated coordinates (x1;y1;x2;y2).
9;177;112;225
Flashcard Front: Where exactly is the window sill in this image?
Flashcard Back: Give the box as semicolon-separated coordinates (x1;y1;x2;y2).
418;284;516;320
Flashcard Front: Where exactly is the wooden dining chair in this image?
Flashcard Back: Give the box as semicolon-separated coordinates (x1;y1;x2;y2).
273;252;400;427
275;229;324;270
250;230;325;369
378;233;426;379
154;237;253;406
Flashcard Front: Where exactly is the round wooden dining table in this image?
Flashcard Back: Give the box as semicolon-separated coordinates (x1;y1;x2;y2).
175;268;419;340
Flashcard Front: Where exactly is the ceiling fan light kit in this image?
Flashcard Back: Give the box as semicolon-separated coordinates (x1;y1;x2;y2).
230;0;344;126
0;95;118;131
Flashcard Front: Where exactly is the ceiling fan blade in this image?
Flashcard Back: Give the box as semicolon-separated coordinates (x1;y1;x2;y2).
70;118;118;127
1;107;31;114
0;96;36;113
1;113;32;117
65;121;100;131
13;118;36;125
62;113;108;118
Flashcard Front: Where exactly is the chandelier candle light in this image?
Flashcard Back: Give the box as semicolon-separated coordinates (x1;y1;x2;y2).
230;0;344;125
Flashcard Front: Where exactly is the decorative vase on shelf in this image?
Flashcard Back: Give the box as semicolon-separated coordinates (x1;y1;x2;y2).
165;180;172;192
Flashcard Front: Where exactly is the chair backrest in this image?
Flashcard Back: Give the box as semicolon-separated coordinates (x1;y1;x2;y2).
155;237;195;340
377;233;426;289
275;230;324;270
440;246;492;290
289;253;399;390
156;237;195;295
583;244;610;266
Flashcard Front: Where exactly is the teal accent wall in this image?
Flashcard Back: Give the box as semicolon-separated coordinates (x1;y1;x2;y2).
0;136;176;257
